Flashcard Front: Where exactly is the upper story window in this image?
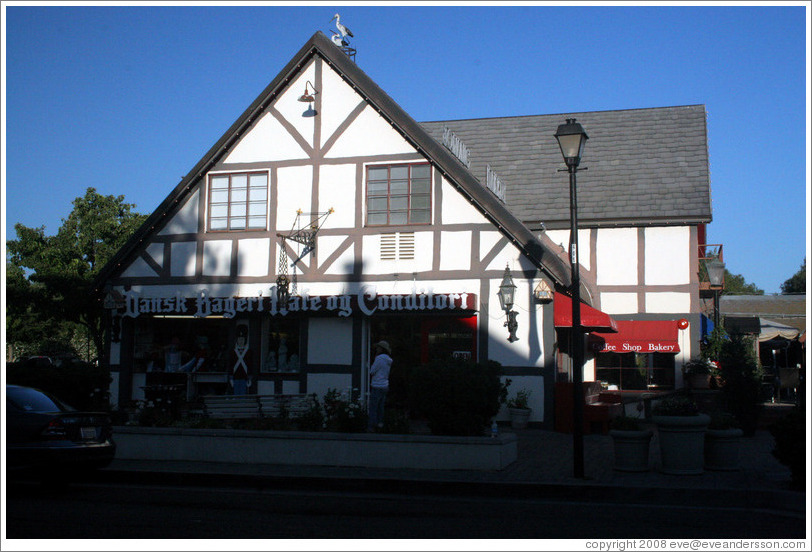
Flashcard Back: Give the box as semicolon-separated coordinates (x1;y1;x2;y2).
366;163;431;226
208;172;268;231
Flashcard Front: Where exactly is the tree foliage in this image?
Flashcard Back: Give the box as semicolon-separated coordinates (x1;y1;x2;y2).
6;188;146;362
722;269;764;295
780;258;806;294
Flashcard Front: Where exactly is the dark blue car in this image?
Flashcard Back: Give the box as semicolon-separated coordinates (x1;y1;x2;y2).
6;384;116;477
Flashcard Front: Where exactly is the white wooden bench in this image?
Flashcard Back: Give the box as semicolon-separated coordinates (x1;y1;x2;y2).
202;394;310;419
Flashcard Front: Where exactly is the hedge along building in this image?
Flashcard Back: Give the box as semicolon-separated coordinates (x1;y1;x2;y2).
94;32;712;425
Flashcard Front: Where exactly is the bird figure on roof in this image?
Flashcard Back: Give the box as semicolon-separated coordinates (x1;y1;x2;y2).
332;13;353;39
331;31;349;48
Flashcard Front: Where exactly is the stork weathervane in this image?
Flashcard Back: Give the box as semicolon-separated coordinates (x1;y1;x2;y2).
277;208;334;304
329;13;356;60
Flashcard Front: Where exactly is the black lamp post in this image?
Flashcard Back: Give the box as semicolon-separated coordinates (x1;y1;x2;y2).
705;257;725;329
555;118;589;479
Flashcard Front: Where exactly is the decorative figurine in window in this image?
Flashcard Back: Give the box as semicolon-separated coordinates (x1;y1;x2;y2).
230;322;252;395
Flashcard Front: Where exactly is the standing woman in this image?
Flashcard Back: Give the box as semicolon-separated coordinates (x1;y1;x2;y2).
368;341;393;432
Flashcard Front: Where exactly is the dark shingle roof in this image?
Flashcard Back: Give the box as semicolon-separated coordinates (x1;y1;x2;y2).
421;105;712;229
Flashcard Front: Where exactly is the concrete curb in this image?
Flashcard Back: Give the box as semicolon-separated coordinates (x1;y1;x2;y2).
96;461;807;517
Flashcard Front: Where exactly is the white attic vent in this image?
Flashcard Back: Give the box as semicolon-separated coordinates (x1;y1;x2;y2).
380;232;414;261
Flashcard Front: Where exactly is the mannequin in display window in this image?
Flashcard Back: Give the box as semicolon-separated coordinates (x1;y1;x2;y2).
230;323;252;395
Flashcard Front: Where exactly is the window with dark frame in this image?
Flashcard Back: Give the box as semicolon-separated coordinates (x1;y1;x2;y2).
595;352;675;391
366;163;431;226
208;172;268;231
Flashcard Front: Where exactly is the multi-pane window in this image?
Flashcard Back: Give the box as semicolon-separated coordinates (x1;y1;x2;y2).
209;172;268;231
595;353;675;391
366;163;431;226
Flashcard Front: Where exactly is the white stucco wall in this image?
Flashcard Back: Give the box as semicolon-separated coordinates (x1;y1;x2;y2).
170;242;197;277
237;238;270;277
326;105;416;158
645;292;692;313
440;179;487;225
318;164;357;229
645;226;690;285
308;318;353;365
158;190;199;236
440;231;472;271
307;373;353;402
596;228;638;285
277;165;314;227
600;292;639;315
202;240;232;277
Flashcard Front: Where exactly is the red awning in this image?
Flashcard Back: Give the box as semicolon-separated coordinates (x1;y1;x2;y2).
553;292;619;333
590;320;681;354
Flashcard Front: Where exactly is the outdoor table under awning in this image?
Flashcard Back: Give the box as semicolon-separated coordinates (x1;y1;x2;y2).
553;292;619;333
589;320;681;354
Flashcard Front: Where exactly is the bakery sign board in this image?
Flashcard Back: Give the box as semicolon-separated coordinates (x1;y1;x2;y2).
115;288;478;319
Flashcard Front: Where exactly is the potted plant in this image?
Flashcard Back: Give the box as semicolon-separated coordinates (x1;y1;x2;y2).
683;359;712;389
609;416;653;472
704;411;743;471
506;389;532;429
652;394;710;475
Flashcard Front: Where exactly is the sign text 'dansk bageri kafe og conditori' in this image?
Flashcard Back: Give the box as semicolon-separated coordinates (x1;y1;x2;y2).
118;289;477;318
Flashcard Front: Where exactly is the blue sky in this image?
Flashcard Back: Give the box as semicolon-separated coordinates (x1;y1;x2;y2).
3;3;809;294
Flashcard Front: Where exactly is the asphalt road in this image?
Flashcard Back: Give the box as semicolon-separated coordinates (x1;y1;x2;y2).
4;479;806;540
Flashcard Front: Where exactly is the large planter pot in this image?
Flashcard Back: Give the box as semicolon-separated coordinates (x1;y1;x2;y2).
653;413;710;475
687;373;711;389
508;407;532;429
609;429;653;472
705;428;744;471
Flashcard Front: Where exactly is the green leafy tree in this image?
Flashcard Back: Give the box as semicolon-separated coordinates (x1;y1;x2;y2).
6;188;146;362
722;269;764;295
780;258;806;294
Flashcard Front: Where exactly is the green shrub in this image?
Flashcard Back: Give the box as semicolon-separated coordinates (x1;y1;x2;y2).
296;394;326;432
769;407;805;490
718;334;763;436
652;394;699;416
507;389;531;410
6;358;112;411
323;388;367;433
407;358;503;436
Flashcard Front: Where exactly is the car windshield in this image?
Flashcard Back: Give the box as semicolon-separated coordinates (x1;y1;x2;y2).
7;387;70;413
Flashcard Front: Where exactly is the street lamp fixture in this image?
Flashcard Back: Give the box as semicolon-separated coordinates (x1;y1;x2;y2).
704;257;725;329
555;117;589;479
497;265;520;343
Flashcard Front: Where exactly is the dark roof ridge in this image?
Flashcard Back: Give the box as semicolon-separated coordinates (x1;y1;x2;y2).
421;103;707;125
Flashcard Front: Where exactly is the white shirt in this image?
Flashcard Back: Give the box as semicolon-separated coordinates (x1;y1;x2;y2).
369;353;392;389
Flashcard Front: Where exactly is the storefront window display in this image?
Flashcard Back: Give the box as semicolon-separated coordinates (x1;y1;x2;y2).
595;352;675;391
262;317;301;373
132;317;229;374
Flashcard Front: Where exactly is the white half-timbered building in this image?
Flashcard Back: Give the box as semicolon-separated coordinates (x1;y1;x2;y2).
95;32;713;426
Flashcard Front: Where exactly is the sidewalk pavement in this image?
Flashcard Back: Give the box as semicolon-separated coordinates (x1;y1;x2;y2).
100;421;805;515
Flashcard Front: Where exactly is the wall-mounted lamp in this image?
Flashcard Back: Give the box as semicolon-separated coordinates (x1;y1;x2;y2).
534;280;554;302
497;265;519;343
297;80;319;103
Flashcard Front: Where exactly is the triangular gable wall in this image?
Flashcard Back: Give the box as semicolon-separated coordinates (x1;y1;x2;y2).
95;32;579;300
